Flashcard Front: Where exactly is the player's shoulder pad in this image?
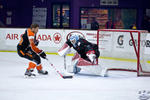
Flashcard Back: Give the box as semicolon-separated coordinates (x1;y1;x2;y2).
27;29;34;37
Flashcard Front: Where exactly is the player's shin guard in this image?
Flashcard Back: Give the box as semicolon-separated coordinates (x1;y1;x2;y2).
36;64;42;70
27;62;36;71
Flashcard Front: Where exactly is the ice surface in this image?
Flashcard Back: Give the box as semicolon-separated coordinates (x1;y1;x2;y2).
0;52;150;100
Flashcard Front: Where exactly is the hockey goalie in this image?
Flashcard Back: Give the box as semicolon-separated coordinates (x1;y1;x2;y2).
58;35;106;76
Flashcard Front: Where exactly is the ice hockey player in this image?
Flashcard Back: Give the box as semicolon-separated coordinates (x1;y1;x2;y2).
58;35;100;74
17;24;48;77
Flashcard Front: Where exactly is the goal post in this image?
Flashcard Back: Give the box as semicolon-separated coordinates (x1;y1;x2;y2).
97;29;150;76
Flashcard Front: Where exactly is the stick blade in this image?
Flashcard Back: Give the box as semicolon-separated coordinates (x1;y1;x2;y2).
62;75;73;79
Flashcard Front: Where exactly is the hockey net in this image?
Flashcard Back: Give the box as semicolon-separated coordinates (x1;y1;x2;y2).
97;29;150;76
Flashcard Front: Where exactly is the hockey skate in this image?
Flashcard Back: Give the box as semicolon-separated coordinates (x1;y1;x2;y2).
24;69;36;77
38;70;48;75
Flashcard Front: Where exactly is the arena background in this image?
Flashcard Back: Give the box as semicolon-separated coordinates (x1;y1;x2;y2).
0;0;150;30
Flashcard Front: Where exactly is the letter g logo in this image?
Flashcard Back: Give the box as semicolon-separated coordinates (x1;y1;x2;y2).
117;35;124;45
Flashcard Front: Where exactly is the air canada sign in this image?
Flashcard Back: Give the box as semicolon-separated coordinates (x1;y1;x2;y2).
5;32;62;46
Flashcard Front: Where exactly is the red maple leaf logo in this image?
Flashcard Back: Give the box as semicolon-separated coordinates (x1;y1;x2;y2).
54;34;60;41
53;33;61;44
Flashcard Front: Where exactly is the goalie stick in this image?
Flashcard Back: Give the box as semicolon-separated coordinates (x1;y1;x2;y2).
64;55;67;70
46;58;73;79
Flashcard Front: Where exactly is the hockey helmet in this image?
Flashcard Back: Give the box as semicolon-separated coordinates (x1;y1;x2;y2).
69;35;79;45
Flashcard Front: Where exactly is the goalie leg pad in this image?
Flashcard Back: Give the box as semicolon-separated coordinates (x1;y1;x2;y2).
72;57;107;76
77;58;97;66
67;57;95;73
66;59;81;74
66;55;81;74
78;64;108;76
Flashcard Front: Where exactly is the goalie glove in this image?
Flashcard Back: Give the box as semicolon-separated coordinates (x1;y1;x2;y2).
86;50;96;63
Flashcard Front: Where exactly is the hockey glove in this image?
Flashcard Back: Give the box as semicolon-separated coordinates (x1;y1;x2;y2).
34;39;39;46
39;51;46;59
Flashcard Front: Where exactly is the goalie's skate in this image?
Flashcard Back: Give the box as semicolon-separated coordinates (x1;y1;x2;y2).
24;69;36;78
38;70;48;75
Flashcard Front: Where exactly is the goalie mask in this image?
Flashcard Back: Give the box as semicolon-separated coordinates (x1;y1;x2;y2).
69;35;79;46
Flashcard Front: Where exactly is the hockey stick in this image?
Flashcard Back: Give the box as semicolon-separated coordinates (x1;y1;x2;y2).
46;58;73;79
64;55;66;70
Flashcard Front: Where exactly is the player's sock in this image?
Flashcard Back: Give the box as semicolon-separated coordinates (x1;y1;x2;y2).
27;62;36;70
36;64;48;75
